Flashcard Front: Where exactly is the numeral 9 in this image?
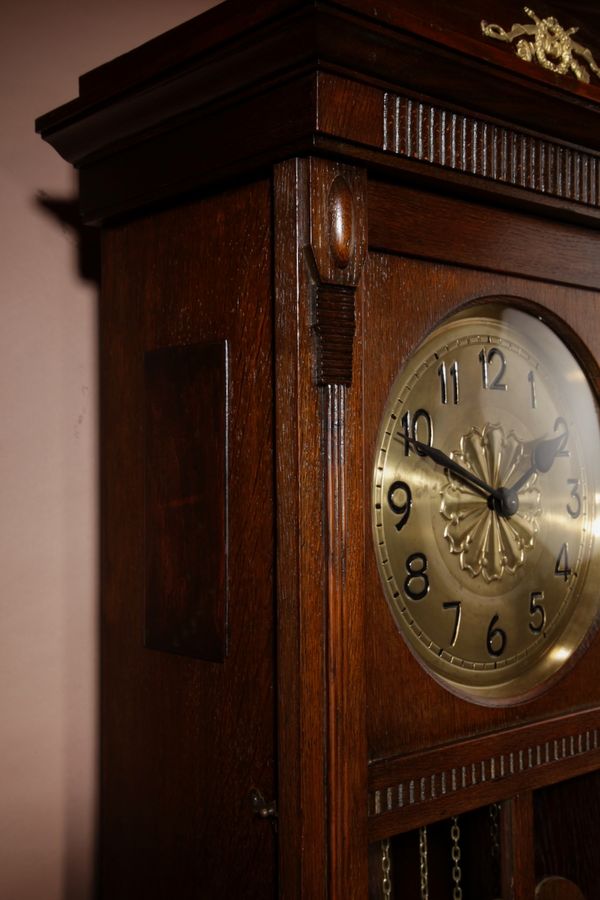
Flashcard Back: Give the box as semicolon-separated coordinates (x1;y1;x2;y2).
387;481;412;531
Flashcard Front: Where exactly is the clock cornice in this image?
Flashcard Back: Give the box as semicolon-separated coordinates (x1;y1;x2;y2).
36;0;600;225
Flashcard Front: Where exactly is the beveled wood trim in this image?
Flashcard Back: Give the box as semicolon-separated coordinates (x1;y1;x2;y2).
143;341;228;661
367;707;600;840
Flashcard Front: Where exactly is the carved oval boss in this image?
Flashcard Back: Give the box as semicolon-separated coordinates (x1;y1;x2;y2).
328;176;355;270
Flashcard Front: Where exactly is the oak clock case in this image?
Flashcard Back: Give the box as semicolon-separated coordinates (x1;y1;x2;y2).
373;302;600;704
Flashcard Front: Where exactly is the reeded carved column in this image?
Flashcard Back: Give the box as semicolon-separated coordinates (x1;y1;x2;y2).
309;160;369;897
274;157;368;899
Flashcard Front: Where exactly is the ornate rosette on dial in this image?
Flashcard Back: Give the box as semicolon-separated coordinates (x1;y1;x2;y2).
440;424;541;582
372;302;600;704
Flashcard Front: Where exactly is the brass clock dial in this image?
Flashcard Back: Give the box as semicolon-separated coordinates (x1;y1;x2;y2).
372;302;600;704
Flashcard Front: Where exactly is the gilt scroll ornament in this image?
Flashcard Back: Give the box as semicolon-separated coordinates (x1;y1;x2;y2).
481;7;600;84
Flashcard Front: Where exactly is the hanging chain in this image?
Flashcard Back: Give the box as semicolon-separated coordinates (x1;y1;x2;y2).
489;802;502;900
450;816;463;900
381;838;392;899
489;802;500;861
419;826;429;900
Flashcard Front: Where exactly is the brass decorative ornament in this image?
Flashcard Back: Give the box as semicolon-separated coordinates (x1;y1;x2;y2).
481;7;600;84
372;302;600;704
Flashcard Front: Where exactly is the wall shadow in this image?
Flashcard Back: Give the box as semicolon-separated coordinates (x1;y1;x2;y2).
35;189;101;900
36;193;101;287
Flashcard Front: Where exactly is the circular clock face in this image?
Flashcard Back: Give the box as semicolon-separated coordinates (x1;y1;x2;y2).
372;301;600;704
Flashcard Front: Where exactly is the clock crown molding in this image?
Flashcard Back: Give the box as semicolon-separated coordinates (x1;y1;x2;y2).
36;0;600;225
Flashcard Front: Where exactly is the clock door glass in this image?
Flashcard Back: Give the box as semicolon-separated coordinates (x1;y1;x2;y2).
372;302;600;704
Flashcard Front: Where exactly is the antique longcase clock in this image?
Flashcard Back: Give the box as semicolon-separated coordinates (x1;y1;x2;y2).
37;1;600;897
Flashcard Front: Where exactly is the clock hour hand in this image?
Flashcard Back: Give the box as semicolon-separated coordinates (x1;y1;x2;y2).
506;431;565;495
409;438;502;502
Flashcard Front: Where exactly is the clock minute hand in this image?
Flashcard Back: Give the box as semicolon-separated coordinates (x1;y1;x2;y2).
506;432;565;495
410;439;502;501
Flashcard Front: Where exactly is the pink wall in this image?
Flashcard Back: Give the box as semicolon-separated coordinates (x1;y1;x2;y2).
0;2;220;897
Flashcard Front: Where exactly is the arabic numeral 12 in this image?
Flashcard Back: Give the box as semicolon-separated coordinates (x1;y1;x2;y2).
479;347;508;391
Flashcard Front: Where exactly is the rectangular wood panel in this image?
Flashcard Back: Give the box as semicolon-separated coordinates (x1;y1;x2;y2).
368;180;600;290
144;341;228;662
100;179;276;899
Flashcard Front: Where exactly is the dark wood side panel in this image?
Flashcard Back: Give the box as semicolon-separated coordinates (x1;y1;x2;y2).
100;180;276;900
144;341;228;662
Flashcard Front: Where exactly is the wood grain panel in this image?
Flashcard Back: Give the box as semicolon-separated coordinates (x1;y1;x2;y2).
100;179;276;900
502;792;536;900
144;341;228;662
368;179;600;290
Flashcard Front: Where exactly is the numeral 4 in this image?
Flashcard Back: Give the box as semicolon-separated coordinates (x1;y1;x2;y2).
554;543;572;581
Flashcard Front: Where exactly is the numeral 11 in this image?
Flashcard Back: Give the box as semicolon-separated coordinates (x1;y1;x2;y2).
438;361;459;405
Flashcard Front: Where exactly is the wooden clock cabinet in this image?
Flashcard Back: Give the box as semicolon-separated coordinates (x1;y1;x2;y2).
37;1;600;897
